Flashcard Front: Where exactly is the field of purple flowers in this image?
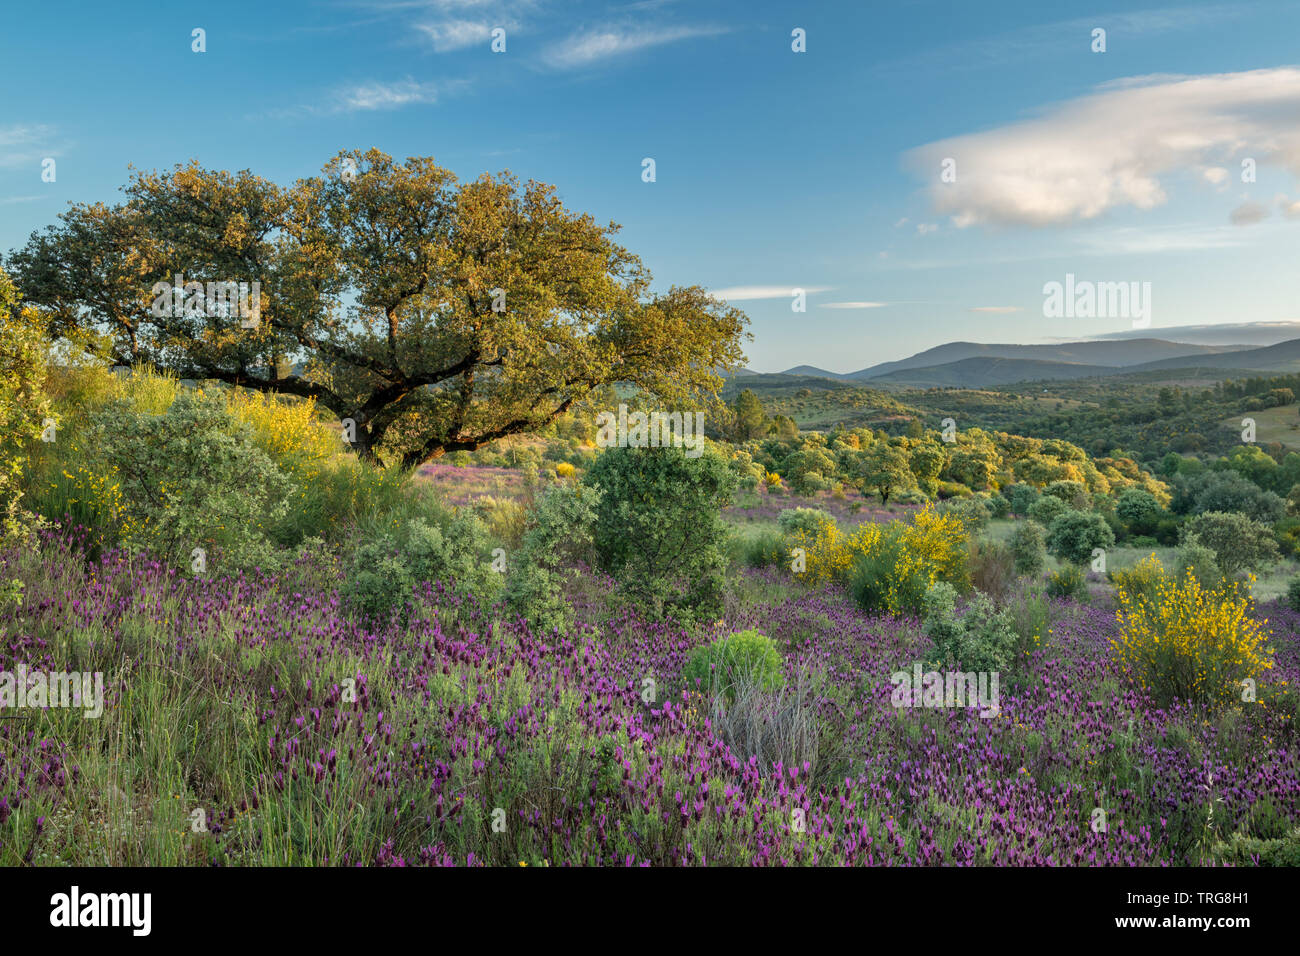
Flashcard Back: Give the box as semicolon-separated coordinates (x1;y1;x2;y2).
2;527;1296;866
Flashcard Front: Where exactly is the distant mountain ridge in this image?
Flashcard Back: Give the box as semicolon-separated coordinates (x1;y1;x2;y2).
1093;322;1300;348
846;339;1249;380
746;333;1300;390
864;356;1120;387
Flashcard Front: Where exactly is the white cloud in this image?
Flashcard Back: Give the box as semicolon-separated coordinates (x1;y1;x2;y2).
711;285;831;301
543;24;727;69
1279;195;1300;219
819;302;886;309
908;68;1300;228
416;19;495;51
0;124;58;169
1073;224;1249;254
332;78;455;111
916;223;938;235
1230;200;1269;225
0;195;45;205
1202;166;1230;185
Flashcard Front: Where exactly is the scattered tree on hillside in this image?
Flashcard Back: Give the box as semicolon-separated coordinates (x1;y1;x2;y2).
859;442;913;505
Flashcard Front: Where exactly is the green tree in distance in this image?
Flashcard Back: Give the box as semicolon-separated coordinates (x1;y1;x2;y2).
860;442;913;506
729;388;769;441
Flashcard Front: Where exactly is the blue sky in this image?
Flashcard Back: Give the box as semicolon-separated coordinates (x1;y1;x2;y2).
3;0;1300;372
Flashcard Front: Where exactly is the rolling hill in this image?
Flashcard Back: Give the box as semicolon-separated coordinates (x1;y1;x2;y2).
1126;338;1300;375
864;356;1119;387
848;339;1250;380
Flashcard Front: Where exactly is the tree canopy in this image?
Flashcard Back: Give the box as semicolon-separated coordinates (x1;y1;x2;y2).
9;149;749;469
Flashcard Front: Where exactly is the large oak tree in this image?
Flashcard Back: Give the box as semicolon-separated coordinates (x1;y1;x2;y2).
9;149;749;469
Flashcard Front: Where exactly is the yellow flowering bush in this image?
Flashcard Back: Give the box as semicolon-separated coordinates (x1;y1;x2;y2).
1108;553;1168;614
224;389;337;483
792;505;969;613
554;461;576;479
0;272;52;545
1112;567;1274;708
896;506;970;594
791;519;881;587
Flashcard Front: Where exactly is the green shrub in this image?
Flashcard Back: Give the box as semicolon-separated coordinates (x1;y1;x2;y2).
584;446;737;623
847;509;970;616
343;510;502;621
936;480;972;499
987;494;1011;519
504;483;601;634
1046;510;1115;566
740;528;787;569
1046;565;1089;602
89;390;292;571
1181;511;1279;579
778;507;835;537
1044;480;1089;509
682;629;784;703
1172;538;1223;591
1009;520;1047;575
847;527;917;613
1273;515;1300;557
1209;828;1300;867
1027;495;1068;526
1116;487;1162;537
792;471;830;496
1007;484;1040;517
921;581;1017;673
1287;577;1300;612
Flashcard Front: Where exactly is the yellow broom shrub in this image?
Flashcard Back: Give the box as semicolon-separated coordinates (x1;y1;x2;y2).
1112;567;1273;708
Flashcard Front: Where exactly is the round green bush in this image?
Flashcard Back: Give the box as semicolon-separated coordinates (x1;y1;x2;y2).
1027;495;1068;526
1045;510;1115;566
682;629;784;702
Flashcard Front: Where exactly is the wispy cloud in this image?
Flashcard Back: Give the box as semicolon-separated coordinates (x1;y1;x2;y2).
712;285;831;301
877;4;1254;76
1073;224;1251;254
333;78;452;111
970;306;1022;313
258;77;471;118
819;301;886;309
543;23;728;69
417;19;496;52
0;195;46;205
908;67;1300;228
0;124;59;169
